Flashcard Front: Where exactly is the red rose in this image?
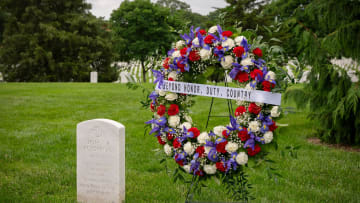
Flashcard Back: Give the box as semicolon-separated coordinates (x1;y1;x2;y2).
198;29;206;35
167;104;179;116
174;154;184;166
189;50;200;61
253;48;263;57
250;69;263;80
238;129;249;141
173;138;182;149
222;130;230;138
269;121;278;132
167;133;174;141
216;162;227;172
233;46;245;57
180;47;188;56
196;146;205;157
163;57;170;69
176;60;185;72
150;103;155;112
216;141;228;153
235;106;246;116
235;71;249;83
157;105;166;116
262;81;275;92
157;136;166;145
222;30;233;37
204;35;215;44
247;144;261;156
248;103;261;114
188;127;200;138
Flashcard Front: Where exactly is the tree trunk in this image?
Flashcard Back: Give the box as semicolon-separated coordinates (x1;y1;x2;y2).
141;60;146;83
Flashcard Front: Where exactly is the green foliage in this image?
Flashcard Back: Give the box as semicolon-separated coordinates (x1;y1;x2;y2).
0;0;116;82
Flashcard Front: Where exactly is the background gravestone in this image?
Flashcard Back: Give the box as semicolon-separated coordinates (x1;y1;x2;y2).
77;119;125;203
90;71;98;83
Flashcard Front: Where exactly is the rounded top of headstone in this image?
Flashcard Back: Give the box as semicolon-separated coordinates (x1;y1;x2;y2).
77;119;125;129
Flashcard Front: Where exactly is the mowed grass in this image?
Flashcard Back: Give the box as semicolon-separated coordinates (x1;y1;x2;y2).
0;83;359;202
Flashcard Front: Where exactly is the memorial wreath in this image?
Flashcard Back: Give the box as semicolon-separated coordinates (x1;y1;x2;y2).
146;25;282;200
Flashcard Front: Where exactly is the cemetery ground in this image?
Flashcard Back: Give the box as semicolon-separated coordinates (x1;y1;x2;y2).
0;83;359;202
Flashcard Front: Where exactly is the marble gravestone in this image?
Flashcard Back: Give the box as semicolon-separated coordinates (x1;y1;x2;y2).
77;119;125;203
90;71;98;83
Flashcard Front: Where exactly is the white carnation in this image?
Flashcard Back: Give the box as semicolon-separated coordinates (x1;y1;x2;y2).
183;164;191;173
222;38;235;50
221;55;234;69
240;57;253;66
208;25;218;33
165;92;178;101
172;50;181;58
236;152;248;165
197;132;210;144
235;36;247;46
271;106;281;117
168;71;178;80
203;164;217;174
245;83;256;90
248;121;261;132
176;40;185;49
264;131;273;144
204;146;212;154
192;37;199;47
168;115;180;127
179;122;192;130
225;142;239;153
184;114;193;123
184;142;195;155
265;71;276;80
199;48;212;60
213;126;227;136
164;144;173;156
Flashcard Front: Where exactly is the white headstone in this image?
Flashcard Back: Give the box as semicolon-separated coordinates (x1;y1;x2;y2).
77;119;125;203
90;71;98;83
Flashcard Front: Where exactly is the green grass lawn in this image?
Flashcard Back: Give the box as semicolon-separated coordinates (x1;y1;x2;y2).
0;83;359;202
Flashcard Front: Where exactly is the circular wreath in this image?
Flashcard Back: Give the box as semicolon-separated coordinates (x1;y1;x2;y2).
146;25;281;177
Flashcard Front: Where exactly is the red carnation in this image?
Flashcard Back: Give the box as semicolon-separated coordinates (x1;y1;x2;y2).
262;81;275;92
248;103;261;115
233;46;245;57
198;29;206;35
222;30;233;37
195;170;204;176
173;138;182;149
189;50;200;61
235;71;249;83
238;129;249;141
167;104;179;116
235;106;246;116
250;69;264;80
204;35;215;44
269;121;278;132
180;47;188;56
188;127;200;138
216;141;228;154
167;133;174;141
247;144;261;156
222;130;229;138
168;77;174;81
177;60;185;72
157;105;166;116
174;154;184;166
163;57;170;69
253;48;263;57
216;162;227;172
157;136;166;145
196;146;205;157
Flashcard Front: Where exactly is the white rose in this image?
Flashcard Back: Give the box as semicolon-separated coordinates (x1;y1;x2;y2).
168;71;177;80
236;152;248;165
203;164;217;174
221;55;234;69
271;106;281;117
240;57;253;66
164;144;173;156
184;114;193;123
204;146;212;154
213;126;227;136
183;164;191;173
248;121;261;132
245;83;256;90
197;132;210;144
265;71;276;81
156;89;166;96
222;38;235;50
264;131;273;144
179;122;192;130
235;36;247;46
225;142;239;153
168;115;180;127
176;40;185;49
184;142;195;155
165;92;178;101
208;25;218;33
172;50;181;58
199;48;211;60
192;37;199;47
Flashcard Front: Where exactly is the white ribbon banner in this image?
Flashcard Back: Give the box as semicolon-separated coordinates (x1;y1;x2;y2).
156;80;281;105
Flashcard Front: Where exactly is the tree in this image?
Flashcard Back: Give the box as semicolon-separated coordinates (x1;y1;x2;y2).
110;0;174;82
0;0;116;82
